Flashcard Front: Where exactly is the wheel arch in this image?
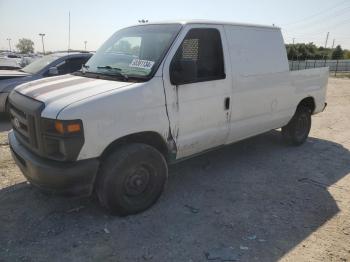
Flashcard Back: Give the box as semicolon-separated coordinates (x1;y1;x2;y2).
100;131;174;162
297;96;315;114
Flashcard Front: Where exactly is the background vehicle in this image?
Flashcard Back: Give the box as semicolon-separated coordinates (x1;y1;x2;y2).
0;56;22;70
0;52;92;114
0;53;40;70
8;21;328;216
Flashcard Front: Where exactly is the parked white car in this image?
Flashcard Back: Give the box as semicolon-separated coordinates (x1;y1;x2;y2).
8;21;328;215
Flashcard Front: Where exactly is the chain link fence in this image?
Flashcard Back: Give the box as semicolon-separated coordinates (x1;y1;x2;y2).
289;59;350;76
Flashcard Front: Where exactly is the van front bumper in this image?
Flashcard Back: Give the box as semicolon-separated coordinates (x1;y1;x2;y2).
9;131;99;196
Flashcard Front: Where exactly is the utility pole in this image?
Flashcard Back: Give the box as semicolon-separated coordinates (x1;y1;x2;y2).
292;38;295;45
39;33;45;54
68;11;71;52
6;38;11;52
323;32;330;67
331;39;335;49
84;41;87;51
324;32;329;48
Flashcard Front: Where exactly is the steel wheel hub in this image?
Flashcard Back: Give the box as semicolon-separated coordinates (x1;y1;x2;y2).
125;166;150;196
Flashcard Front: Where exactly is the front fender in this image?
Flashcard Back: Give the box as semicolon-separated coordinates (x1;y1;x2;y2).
57;77;170;160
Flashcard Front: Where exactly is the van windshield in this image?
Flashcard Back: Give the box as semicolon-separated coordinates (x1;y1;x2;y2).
84;24;182;80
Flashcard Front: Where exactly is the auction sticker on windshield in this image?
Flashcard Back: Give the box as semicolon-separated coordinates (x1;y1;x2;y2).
129;59;155;70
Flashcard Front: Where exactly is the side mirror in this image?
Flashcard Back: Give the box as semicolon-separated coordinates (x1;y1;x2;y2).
170;60;197;85
48;67;58;76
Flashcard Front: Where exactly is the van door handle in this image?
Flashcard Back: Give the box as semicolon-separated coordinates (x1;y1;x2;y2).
224;97;230;110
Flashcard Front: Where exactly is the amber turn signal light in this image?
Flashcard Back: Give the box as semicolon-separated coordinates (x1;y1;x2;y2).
67;123;81;133
54;120;81;134
54;121;65;134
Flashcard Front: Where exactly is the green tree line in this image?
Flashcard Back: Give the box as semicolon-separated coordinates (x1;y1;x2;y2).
286;43;350;60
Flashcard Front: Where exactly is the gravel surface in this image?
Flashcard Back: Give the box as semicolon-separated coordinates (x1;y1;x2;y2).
0;77;350;262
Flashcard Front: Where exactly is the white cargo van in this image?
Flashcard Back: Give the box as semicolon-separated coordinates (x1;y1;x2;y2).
8;21;328;215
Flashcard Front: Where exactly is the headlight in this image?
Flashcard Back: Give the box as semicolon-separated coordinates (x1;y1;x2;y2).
41;118;84;161
42;118;83;136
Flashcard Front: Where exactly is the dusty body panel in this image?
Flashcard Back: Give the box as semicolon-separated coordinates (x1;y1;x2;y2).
162;23;234;158
162;22;328;159
57;77;170;160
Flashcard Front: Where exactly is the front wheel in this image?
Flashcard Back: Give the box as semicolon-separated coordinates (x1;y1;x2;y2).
96;143;168;216
5;100;9;115
1;99;10;119
282;106;311;146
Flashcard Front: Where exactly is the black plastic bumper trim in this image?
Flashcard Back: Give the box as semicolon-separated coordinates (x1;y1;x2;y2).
9;131;99;196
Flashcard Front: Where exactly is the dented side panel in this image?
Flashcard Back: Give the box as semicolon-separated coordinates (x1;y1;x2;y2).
162;24;233;159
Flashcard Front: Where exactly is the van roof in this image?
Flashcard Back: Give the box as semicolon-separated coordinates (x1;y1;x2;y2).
136;20;280;30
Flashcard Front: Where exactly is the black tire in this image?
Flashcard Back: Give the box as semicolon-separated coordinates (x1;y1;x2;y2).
96;143;168;216
0;99;10;120
282;106;312;146
5;99;10;115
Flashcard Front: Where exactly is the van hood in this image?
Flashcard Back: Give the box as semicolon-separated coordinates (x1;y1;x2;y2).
15;74;134;116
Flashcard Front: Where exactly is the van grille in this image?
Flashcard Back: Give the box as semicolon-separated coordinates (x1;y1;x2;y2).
8;91;44;154
10;104;37;148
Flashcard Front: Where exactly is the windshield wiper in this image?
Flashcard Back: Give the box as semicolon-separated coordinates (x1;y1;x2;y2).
97;65;121;70
96;65;128;81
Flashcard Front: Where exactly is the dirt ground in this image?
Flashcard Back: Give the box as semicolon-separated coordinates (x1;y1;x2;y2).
0;77;350;262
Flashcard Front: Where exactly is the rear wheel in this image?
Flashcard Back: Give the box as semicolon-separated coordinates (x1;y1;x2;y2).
282;106;311;146
96;143;168;216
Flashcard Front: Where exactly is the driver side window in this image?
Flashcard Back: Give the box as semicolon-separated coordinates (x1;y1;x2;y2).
56;57;90;74
170;28;225;85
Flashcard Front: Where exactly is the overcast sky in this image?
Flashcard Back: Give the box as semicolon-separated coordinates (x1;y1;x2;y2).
1;0;350;52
